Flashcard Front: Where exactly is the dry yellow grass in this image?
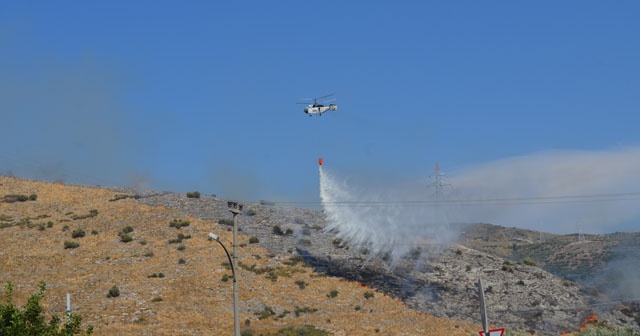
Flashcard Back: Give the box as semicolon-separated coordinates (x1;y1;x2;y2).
0;177;479;335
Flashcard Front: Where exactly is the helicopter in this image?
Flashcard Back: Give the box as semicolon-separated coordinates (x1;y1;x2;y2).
297;93;338;116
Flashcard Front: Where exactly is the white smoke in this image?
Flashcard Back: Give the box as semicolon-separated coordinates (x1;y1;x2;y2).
447;147;640;234
319;147;640;259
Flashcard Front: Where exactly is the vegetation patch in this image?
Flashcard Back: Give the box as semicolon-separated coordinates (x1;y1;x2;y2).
283;255;308;267
169;218;190;229
295;280;307;289
218;218;234;226
109;194;140;202
254;306;276;320
257;325;329;336
64;241;80;249
238;262;305;280
2;194;37;203
294;306;318;317
186;191;200;199
272;225;284;235
71;229;86;238
0;281;93;335
71;210;99;220
327;290;339;298
0;214;14;222
118;226;134;243
106;285;120;298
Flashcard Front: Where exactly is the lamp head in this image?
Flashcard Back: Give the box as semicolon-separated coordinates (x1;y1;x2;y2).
208;232;219;241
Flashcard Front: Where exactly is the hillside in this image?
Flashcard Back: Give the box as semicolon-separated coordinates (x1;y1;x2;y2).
0;177;478;336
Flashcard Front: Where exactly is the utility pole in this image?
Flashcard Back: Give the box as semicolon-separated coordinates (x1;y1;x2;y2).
429;161;450;201
429;162;451;231
477;278;489;336
66;293;71;319
228;201;243;336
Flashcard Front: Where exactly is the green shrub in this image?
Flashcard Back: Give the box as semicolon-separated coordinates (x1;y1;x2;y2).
295;280;307;289
218;218;234;226
0;281;93;335
249;236;260;244
71;229;86;238
245;209;257;216
254;306;276;320
119;233;133;243
47;221;54;228
523;257;538;266
572;326;639;336
327;290;339;298
186;191;200;199
148;273;165;278
64;241;80;249
364;291;374;300
294;306;318;317
29;194;38;201
169;219;190;229
122;226;134;234
177;244;186;251
71;210;99;220
178;258;186;264
272;225;284;235
283;255;307;267
107;285;120;298
151;297;163;302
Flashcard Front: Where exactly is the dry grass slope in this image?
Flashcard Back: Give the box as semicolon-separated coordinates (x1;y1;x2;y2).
0;177;478;336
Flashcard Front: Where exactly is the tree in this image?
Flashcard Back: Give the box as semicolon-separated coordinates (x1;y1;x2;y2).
0;281;93;335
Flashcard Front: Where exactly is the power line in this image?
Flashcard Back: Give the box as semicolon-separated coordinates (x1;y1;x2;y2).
269;191;640;207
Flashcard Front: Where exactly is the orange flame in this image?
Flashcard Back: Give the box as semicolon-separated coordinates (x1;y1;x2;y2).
158;205;165;210
585;313;596;323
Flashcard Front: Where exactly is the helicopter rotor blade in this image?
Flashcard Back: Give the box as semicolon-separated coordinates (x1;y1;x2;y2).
318;93;335;99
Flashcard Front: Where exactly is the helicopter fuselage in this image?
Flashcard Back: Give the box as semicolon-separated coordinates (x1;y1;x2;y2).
304;104;337;116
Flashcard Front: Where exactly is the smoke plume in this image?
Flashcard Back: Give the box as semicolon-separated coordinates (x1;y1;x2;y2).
319;147;640;260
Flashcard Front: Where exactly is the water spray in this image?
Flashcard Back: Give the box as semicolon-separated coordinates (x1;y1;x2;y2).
319;158;455;262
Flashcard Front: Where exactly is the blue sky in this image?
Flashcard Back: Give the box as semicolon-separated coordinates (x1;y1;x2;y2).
1;2;639;218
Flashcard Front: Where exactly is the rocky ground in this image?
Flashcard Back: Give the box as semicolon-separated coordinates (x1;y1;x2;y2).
135;191;640;335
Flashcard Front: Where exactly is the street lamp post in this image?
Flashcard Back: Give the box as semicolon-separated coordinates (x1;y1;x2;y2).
209;232;239;336
228;201;243;336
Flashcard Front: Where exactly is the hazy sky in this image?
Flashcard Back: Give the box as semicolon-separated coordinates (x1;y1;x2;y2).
1;2;639;232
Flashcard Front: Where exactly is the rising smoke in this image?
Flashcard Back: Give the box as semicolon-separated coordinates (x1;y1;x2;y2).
319;147;640;260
